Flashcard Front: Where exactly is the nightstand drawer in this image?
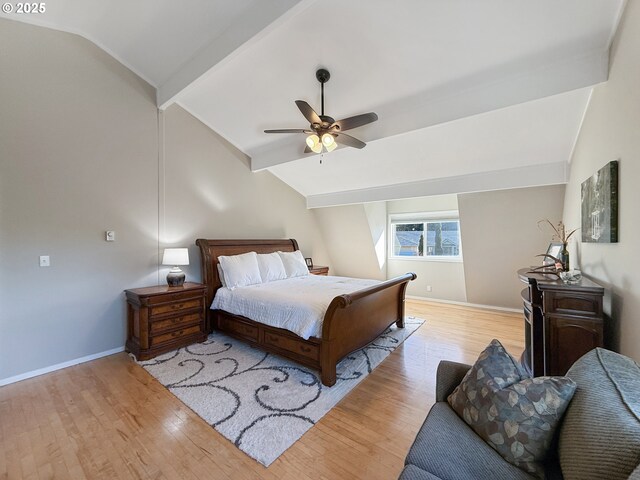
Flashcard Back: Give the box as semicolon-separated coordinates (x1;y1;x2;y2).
151;325;202;346
145;290;203;305
309;266;329;276
151;312;201;333
150;298;202;317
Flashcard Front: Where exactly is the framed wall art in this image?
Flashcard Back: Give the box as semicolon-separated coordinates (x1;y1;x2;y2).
581;160;618;243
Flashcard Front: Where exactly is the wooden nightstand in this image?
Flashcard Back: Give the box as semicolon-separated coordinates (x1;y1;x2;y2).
308;265;329;276
125;282;208;360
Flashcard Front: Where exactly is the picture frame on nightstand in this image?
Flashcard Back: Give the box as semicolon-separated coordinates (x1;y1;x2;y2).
305;257;313;267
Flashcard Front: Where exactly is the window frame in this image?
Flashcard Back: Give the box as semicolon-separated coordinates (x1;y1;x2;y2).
388;211;463;263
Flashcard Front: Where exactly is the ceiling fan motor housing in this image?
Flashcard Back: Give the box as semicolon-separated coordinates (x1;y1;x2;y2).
315;68;330;84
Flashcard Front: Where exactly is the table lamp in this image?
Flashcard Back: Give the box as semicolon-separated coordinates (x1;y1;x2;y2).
162;248;189;286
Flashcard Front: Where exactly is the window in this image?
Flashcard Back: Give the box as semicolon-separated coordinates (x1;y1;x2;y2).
390;212;462;261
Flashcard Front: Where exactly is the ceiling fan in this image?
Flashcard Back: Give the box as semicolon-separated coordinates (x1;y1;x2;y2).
264;68;378;154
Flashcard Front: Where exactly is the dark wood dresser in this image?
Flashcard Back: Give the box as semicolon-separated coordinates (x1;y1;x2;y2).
518;269;604;376
125;282;208;360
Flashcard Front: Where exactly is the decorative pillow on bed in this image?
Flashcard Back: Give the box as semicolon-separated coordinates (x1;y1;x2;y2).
447;339;576;478
277;250;309;278
256;252;287;283
217;252;262;289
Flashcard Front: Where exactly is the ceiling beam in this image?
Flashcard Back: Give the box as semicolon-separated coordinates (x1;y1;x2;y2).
157;0;316;110
305;162;568;209
250;48;608;171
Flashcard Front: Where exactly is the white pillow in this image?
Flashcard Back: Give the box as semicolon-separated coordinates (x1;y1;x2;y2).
277;250;310;278
218;252;262;289
256;253;287;283
216;263;227;288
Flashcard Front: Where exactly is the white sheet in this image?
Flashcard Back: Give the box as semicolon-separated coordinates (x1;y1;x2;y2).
211;275;380;339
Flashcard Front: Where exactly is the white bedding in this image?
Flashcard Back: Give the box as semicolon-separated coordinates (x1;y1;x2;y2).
211;275;380;339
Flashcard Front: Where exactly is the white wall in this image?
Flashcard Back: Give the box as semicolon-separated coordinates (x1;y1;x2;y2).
387;195;467;301
562;0;640;360
458;185;566;309
0;20;329;382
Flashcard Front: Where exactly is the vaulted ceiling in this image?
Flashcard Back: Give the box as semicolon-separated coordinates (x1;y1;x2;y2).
2;0;626;207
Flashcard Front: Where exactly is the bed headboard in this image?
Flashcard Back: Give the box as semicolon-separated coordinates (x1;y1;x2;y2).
195;238;299;313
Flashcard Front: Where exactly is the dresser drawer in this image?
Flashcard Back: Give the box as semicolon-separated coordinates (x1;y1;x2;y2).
150;312;201;333
150;298;202;317
543;291;603;318
151;325;202;346
263;331;319;361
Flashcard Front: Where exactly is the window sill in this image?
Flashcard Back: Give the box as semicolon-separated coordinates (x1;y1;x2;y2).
389;256;463;264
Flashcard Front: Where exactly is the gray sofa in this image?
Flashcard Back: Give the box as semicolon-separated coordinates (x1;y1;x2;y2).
399;348;640;480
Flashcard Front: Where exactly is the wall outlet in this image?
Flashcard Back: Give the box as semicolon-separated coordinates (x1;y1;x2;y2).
426;285;432;292
39;255;50;267
105;231;115;242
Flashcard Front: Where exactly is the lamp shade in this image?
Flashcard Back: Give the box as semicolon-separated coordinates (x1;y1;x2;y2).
162;248;189;266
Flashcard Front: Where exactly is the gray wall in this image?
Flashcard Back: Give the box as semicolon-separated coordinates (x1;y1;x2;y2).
458;185;566;309
562;0;640;360
0;19;159;381
161;105;330;283
0;20;329;382
313;204;385;280
387;195;467;301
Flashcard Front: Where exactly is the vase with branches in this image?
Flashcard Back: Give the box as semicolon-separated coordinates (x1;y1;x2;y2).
536;220;579;272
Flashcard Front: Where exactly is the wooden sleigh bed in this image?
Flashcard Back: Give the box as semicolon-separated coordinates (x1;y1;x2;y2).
196;238;416;386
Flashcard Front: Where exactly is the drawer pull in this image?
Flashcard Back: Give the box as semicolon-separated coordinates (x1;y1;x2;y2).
300;346;311;353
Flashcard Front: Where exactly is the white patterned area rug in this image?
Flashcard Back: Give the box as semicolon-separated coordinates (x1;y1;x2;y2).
139;317;424;466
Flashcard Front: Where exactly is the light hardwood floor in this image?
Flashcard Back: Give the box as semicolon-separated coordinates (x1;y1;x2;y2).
0;300;524;480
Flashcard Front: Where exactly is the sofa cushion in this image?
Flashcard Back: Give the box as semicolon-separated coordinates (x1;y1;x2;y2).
398;464;442;480
406;402;536;480
559;348;640;480
448;339;576;478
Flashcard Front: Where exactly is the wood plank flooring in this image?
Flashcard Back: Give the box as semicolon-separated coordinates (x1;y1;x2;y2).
0;300;524;480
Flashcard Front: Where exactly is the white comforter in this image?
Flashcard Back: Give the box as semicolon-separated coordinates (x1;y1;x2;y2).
211;275;380;339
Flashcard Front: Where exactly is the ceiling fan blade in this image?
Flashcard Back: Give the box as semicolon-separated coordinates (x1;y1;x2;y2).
264;129;310;134
304;146;312;154
335;132;366;149
332;112;378;132
295;100;322;125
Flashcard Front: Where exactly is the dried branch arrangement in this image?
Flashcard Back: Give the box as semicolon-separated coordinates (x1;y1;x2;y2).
537;219;578;245
526;220;579;277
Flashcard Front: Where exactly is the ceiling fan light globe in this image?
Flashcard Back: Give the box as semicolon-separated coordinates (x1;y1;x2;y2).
325;142;337;152
321;133;335;147
306;134;320;149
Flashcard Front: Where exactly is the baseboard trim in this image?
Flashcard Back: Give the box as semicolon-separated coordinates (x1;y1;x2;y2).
0;346;125;387
406;295;521;314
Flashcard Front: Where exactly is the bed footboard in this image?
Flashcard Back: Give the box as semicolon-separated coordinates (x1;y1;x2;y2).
320;272;417;386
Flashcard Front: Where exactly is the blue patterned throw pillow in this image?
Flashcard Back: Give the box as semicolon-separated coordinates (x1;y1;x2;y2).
448;339;576;478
